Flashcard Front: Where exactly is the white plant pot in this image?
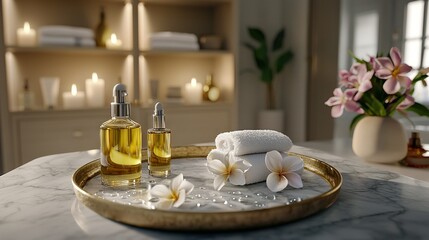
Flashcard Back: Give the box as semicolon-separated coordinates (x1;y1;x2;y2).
352;116;407;163
258;110;284;132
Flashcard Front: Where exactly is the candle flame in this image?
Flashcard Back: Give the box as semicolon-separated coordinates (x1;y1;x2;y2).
23;22;31;32
71;84;77;96
92;72;98;82
191;78;197;86
111;33;118;44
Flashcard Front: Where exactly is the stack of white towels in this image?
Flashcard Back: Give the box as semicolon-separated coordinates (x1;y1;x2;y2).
38;25;95;47
207;130;294;185
149;32;199;50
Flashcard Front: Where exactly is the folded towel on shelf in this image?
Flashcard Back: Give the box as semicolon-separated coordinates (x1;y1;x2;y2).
149;41;199;50
39;35;95;47
207;149;288;185
39;25;94;39
150;31;198;43
215;130;293;156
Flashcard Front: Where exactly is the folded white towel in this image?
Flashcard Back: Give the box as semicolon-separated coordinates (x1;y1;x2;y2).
39;35;95;47
207;149;288;185
150;32;198;43
215;130;293;156
150;41;199;50
39;25;94;39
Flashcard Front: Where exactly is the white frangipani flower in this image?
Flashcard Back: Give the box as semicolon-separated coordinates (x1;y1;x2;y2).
150;173;194;209
265;150;304;192
207;154;251;191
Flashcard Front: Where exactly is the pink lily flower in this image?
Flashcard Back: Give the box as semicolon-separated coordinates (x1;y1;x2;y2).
349;64;374;100
370;56;380;72
339;63;360;87
375;47;412;94
397;94;415;110
325;88;364;118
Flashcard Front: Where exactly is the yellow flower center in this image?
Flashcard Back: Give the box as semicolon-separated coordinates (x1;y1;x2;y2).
170;191;178;201
392;67;400;77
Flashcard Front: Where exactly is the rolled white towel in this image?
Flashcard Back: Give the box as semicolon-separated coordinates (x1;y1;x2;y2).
215;130;293;156
234;153;287;185
207;149;288;185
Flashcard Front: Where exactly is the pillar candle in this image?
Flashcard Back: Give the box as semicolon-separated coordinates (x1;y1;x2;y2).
17;22;36;47
184;78;203;104
85;72;105;107
106;33;122;49
63;84;85;109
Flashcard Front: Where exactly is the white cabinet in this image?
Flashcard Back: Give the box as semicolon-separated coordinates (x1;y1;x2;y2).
13;110;109;165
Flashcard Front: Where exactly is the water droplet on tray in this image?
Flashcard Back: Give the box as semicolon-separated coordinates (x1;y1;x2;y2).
256;192;267;198
266;195;277;200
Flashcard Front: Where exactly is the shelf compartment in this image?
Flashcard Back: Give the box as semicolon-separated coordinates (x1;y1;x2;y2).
139;1;233;51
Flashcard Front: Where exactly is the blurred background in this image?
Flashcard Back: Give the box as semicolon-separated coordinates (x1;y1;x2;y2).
0;0;427;174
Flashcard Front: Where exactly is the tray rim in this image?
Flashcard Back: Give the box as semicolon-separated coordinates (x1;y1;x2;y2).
72;146;342;231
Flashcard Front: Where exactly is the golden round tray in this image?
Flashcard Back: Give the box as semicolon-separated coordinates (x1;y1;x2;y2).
72;146;342;231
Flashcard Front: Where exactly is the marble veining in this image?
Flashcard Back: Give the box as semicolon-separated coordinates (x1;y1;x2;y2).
1;146;429;239
83;158;330;212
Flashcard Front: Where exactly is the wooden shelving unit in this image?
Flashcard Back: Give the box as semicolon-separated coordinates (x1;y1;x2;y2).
0;0;237;172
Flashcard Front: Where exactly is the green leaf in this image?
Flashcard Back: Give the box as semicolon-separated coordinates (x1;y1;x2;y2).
253;44;269;70
386;95;405;115
349;114;366;134
275;50;293;73
272;28;285;52
406;102;429;117
369;94;387;116
248;27;266;44
360;93;386;116
412;73;428;85
261;67;273;82
348;50;366;64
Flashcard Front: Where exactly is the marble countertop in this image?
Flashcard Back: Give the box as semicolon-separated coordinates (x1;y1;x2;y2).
297;138;429;182
1;145;429;239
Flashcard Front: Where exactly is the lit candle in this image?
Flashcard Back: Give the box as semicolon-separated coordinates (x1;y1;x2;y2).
106;33;122;49
184;78;203;104
63;84;85;109
85;72;105;108
17;22;36;46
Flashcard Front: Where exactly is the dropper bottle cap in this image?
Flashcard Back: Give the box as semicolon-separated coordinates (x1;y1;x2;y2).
111;83;130;117
153;102;165;128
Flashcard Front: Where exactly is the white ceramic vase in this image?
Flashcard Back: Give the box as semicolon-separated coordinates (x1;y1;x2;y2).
352;116;407;163
258;110;284;132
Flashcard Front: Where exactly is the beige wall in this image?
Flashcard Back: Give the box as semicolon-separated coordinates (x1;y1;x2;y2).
237;0;310;142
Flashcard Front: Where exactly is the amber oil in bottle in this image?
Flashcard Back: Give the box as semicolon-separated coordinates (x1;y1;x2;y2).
147;102;171;177
100;83;142;186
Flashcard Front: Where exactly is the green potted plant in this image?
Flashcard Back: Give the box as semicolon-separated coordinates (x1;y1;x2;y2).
244;27;293;131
